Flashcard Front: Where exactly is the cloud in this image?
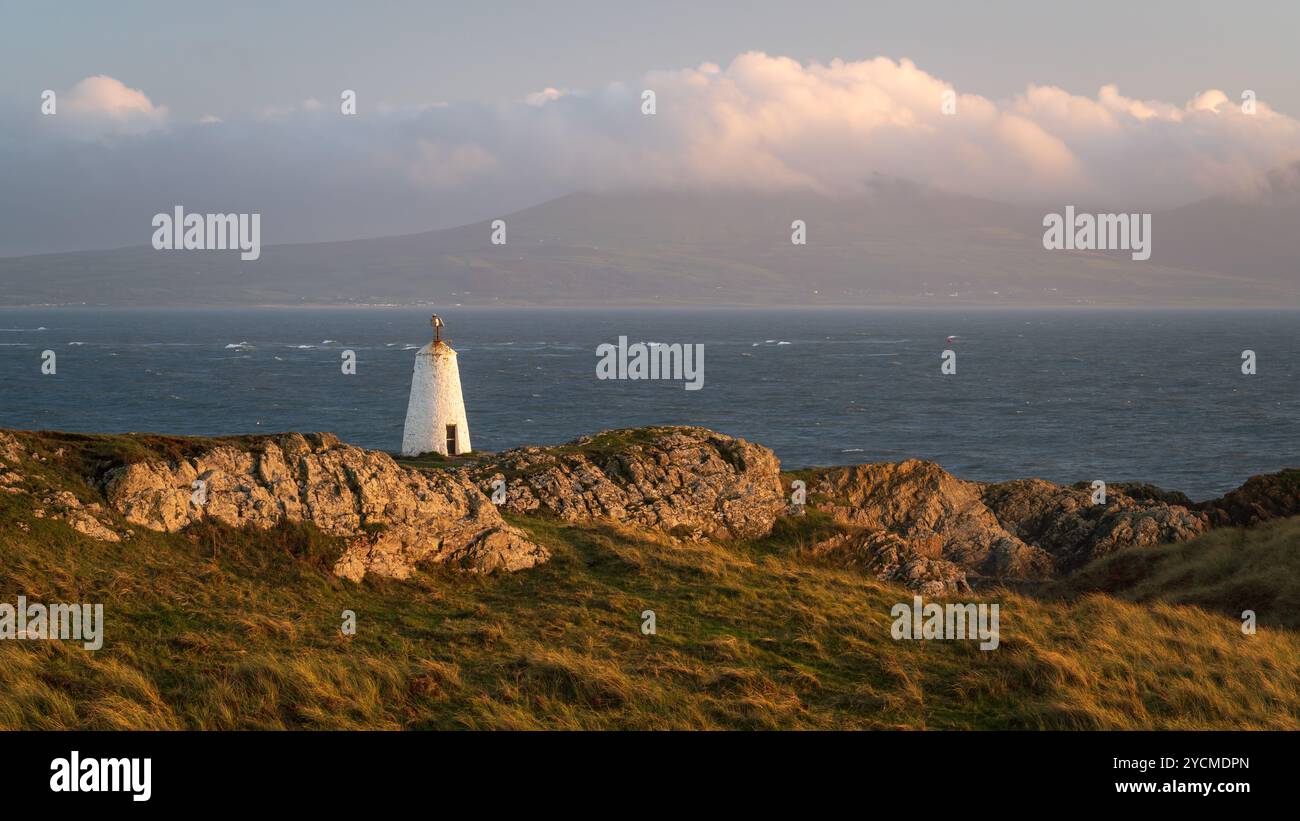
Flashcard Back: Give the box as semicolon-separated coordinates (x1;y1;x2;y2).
5;55;1300;255
474;52;1299;207
330;52;1300;209
56;75;169;137
525;87;566;107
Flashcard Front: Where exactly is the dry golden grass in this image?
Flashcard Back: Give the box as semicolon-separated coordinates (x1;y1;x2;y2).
1053;516;1300;628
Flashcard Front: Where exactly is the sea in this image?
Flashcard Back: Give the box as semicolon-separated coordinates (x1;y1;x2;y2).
1;307;1296;500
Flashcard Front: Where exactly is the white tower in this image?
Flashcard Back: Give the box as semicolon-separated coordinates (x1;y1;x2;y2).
401;315;471;457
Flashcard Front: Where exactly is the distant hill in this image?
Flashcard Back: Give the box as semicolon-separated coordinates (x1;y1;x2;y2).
1151;163;1300;285
2;176;1296;307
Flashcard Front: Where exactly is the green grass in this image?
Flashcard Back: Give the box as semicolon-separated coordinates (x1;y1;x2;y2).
2;459;1298;729
391;451;485;471
553;427;685;460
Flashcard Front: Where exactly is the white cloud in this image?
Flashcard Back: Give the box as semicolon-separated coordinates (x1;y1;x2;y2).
58;75;169;137
474;52;1300;207
525;87;566;107
32;57;1300;207
9;54;1300;254
276;51;1292;211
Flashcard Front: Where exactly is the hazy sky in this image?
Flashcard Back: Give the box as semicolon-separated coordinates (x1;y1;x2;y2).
2;0;1299;255
7;1;1300;117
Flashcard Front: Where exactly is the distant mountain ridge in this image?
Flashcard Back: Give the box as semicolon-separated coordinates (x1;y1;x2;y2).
2;175;1296;307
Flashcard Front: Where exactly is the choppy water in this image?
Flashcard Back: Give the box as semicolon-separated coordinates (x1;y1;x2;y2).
0;307;1296;499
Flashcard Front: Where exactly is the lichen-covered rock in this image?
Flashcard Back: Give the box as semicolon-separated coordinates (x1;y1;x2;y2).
1108;482;1196;508
103;433;547;580
474;426;784;540
1198;470;1300;527
982;479;1208;571
0;432;122;540
806;460;1210;585
0;432;28;492
0;469;23;493
43;490;121;543
0;431;25;466
808;461;1054;582
331;522;544;582
808;529;973;595
0;425;1290;593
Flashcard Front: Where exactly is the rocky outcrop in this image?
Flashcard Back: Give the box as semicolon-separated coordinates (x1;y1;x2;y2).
1198;470;1300;527
807;529;973;595
982;479;1209;572
804;461;1211;590
474;426;784;540
36;490;122;542
0;432;123;541
1107;482;1196;508
0;431;24;467
102;433;547;580
1;425;1292;595
806;461;1054;590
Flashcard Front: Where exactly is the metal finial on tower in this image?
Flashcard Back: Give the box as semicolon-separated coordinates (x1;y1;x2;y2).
431;314;444;343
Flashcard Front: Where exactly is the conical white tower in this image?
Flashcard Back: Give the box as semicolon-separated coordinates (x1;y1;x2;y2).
401;315;471;457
